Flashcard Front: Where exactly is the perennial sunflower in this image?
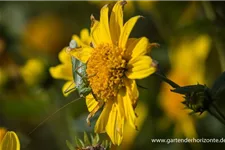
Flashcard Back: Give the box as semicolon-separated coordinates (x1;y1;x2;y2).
50;29;91;96
68;0;156;145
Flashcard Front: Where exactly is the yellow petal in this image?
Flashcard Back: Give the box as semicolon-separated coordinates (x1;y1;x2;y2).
90;15;100;46
0;128;7;142
117;88;136;129
86;94;99;112
71;29;91;48
95;100;113;133
124;38;139;60
125;37;149;60
59;48;71;64
119;16;142;50
99;5;111;44
0;131;20;150
62;81;75;97
124;78;139;107
86;94;104;126
80;28;91;45
49;64;72;81
110;0;126;45
131;37;149;59
105;102;124;145
69;47;93;63
72;35;83;47
126;56;156;79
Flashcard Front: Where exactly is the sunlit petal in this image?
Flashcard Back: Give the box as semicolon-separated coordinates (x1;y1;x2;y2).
119;16;141;50
110;0;125;45
106;101;124;145
62;81;75;97
59;48;71;64
95;100;113;133
69;47;93;63
49;64;72;81
126;56;155;79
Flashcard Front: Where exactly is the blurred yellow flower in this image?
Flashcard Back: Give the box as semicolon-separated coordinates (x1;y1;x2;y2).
68;0;156;145
49;29;91;96
159;35;211;138
0;68;8;87
0;128;20;150
20;58;45;86
23;14;64;54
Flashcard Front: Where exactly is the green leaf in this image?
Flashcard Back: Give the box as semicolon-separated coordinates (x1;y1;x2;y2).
83;132;91;146
66;140;74;150
74;136;84;148
90;133;94;143
0;131;20;150
92;134;99;145
78;139;85;148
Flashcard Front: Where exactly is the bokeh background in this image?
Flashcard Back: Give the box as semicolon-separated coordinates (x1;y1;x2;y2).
0;1;225;150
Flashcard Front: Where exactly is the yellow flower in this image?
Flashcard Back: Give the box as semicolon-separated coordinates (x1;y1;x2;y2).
69;1;156;145
159;35;211;138
0;68;8;88
20;58;45;86
0;128;20;150
23;14;64;54
49;29;91;96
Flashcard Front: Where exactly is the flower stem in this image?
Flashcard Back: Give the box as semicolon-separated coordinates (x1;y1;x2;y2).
154;71;180;88
208;103;225;126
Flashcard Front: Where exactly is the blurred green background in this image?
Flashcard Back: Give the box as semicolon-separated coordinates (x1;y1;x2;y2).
0;1;225;150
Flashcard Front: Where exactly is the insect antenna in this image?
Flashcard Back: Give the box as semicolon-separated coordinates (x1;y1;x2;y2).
28;97;83;135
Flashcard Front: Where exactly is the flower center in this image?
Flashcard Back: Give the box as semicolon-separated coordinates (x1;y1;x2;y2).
86;43;126;101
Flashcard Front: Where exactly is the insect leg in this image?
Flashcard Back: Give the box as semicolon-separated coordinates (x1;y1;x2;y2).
86;100;104;126
64;82;77;94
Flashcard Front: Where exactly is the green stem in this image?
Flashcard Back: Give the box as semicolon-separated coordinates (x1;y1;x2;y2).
154;72;180;88
208;103;225;126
